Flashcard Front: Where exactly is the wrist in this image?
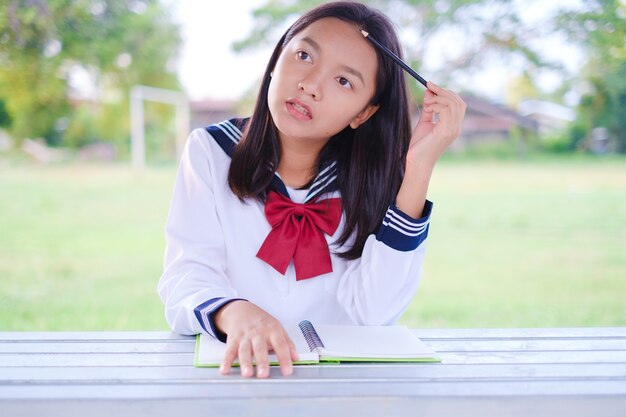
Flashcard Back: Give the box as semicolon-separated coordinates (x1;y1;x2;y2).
405;158;435;179
396;166;433;218
214;300;248;334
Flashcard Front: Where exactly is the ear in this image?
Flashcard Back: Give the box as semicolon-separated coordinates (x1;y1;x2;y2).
349;104;379;129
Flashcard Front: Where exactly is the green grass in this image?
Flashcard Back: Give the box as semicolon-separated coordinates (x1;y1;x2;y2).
0;156;625;330
405;157;626;328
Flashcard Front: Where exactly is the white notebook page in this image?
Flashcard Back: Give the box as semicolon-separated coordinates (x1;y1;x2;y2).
312;324;436;359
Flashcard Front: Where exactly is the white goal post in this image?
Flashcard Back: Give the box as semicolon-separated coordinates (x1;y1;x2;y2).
130;85;190;169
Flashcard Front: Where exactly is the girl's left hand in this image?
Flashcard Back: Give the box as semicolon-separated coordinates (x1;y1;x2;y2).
407;81;466;170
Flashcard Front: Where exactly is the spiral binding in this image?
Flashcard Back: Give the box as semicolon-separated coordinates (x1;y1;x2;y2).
298;320;325;351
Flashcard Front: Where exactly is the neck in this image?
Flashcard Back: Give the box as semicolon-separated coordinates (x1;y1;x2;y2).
276;136;327;189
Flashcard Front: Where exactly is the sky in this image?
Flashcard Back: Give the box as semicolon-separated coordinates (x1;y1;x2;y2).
173;0;270;101
173;1;584;104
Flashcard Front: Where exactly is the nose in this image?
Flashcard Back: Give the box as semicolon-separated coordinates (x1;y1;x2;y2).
297;75;322;100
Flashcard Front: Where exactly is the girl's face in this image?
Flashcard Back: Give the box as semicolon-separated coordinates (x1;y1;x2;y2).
268;17;379;147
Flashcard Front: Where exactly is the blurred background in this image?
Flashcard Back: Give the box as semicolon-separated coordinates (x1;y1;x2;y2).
0;0;624;331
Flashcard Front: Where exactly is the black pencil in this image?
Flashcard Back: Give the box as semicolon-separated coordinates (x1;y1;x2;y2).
361;30;428;89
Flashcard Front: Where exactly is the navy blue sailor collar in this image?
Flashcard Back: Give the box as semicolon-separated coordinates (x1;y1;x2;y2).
205;118;339;203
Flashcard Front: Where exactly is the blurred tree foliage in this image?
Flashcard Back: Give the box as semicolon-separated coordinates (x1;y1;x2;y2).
0;100;11;128
0;0;181;150
236;0;626;153
559;0;626;152
233;0;557;96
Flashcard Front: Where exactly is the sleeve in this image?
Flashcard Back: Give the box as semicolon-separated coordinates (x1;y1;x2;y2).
157;129;246;337
335;201;433;326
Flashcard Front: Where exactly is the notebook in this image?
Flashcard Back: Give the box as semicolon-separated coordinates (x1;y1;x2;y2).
194;320;440;367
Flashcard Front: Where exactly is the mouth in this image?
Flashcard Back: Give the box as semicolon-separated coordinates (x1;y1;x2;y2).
286;99;313;120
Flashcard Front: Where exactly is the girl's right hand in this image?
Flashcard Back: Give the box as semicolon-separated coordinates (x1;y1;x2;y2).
214;300;299;378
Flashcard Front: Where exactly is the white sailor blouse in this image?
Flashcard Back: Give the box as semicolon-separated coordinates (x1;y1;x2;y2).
157;118;433;340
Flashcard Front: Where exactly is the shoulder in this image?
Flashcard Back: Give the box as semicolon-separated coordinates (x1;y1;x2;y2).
180;118;249;177
183;117;248;161
202;117;249;158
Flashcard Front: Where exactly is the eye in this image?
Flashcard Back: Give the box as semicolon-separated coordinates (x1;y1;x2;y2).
337;77;353;89
297;50;312;62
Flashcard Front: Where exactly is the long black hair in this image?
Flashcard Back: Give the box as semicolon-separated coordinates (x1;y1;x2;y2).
228;1;412;260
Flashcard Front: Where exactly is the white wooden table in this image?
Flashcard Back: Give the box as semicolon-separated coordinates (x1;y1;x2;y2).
1;328;625;417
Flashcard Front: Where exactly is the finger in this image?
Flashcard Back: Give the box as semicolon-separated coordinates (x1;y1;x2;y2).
424;93;457;108
434;108;462;139
423;89;437;101
454;96;467;118
423;103;449;114
270;332;295;376
220;339;239;375
418;105;435;123
442;92;465;113
431;98;463;123
238;339;254;378
429;86;465;112
426;99;464;115
287;337;300;362
251;337;270;379
426;81;454;98
428;82;466;110
432;105;452;123
426;80;439;96
445;92;466;115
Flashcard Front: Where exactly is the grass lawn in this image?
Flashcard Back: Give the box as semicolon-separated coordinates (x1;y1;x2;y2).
0;156;625;330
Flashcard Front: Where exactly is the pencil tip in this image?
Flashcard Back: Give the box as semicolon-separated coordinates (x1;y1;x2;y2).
360;30;369;38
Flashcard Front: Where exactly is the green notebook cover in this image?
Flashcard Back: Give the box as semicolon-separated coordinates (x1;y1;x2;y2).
194;320;440;367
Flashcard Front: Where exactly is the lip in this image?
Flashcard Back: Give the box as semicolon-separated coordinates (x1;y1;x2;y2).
285;98;313;120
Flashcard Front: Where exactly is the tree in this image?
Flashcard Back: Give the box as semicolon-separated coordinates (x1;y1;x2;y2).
233;0;560;97
0;99;10;128
0;0;181;147
558;0;626;152
235;0;626;153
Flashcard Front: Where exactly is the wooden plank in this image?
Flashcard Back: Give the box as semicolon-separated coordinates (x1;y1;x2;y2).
1;328;625;342
0;332;191;342
438;350;626;364
0;353;194;367
2;349;625;367
413;328;626;339
2;396;625;417
0;369;626;389
2;338;624;354
1;379;626;398
427;339;626;352
2;363;626;383
0;342;194;354
1;329;625;417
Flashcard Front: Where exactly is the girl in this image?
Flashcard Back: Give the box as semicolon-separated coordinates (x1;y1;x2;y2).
158;1;465;379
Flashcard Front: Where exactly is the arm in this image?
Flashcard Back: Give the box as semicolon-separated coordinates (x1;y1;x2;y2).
396;82;466;217
336;82;466;325
157;129;297;378
157;130;244;337
336;202;431;325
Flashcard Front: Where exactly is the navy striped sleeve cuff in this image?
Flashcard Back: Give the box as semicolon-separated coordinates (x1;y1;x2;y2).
194;297;247;342
375;200;433;251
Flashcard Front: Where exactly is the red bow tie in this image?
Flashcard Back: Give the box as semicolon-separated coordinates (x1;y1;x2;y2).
256;191;342;280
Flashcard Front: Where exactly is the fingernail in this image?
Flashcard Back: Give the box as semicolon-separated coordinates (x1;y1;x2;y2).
242;366;252;376
258;367;268;377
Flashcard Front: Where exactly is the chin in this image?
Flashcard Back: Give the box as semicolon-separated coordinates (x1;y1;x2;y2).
271;109;307;137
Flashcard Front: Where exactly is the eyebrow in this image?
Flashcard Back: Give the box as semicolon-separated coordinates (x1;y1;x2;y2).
300;36;366;86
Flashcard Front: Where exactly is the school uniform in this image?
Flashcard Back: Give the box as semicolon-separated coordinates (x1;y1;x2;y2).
157;118;432;340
